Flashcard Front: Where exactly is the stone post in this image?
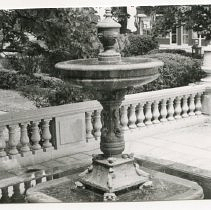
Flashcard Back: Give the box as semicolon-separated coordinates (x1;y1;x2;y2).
201;42;211;115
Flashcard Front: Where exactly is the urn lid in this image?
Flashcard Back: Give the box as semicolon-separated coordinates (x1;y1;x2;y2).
96;7;121;29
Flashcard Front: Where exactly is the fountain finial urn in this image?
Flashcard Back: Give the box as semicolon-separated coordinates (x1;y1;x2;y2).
96;7;121;63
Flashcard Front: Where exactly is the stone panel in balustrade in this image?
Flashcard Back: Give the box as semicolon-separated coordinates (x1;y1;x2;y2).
54;113;86;149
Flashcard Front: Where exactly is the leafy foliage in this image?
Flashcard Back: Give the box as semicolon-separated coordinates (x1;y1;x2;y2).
118;34;158;57
0;67;95;107
138;5;211;40
0;8;100;75
132;53;205;93
148;49;194;58
111;7;130;34
0;52;205;107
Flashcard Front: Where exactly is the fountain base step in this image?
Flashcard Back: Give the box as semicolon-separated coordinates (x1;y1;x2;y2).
26;166;204;202
79;155;149;193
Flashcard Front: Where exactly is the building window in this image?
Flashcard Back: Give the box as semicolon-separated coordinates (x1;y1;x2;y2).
192;31;205;39
183;26;189;45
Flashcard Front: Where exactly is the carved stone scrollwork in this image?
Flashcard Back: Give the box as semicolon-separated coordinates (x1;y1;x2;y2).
103;192;117;202
97;90;126;156
134;162;150;178
79;164;93;177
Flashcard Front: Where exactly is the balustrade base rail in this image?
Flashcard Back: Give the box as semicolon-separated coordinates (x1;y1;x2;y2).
124;114;209;142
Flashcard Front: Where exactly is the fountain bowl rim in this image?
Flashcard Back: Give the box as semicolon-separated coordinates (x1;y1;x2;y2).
55;57;164;72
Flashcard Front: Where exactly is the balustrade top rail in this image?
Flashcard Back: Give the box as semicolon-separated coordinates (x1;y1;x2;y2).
123;84;206;105
0;84;207;127
0;100;101;127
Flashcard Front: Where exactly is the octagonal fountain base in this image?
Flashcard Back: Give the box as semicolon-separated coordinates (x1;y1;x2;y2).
78;155;149;194
26;163;204;203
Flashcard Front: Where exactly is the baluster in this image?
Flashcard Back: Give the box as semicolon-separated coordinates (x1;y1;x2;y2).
85;112;94;141
136;103;145;127
120;105;129;131
195;93;202;115
128;104;137;129
41;119;53;151
19;182;25;194
145;102;152;125
189;94;196;116
152;100;160;124
174;96;182;119
93;110;102;140
182;95;189;118
1;188;10;203
7;125;19;157
0;126;7;159
19;122;31;155
31;121;42;152
24;181;32;194
46;174;53;181
160;99;168;122
167;97;175;121
11;183;24;203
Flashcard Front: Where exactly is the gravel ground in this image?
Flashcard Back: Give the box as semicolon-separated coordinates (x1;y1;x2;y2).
0;89;37;113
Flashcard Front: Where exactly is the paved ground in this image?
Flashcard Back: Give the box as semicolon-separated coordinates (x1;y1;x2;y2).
0;89;36;113
125;121;211;171
30;119;211;173
1;119;211;185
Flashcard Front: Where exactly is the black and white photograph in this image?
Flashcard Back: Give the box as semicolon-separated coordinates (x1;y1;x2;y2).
0;0;211;209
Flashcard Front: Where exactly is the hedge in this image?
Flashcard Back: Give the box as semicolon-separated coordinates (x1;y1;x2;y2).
117;34;159;57
132;53;206;93
0;68;94;107
0;53;206;108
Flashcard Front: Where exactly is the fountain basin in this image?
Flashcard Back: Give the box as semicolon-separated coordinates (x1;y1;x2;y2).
26;166;203;202
55;57;162;90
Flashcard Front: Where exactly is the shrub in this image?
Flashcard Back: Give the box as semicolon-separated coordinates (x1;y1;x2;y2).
148;49;199;58
19;83;95;107
118;34;158;57
0;68;95;107
0;52;206;108
131;53;205;93
0;69;63;90
48;84;95;106
18;85;52;108
4;54;43;75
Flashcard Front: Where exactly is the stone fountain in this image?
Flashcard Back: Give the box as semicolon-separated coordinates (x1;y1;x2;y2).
55;8;162;200
26;8;204;202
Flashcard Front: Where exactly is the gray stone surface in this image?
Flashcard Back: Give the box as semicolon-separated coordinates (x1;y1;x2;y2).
54;113;86;148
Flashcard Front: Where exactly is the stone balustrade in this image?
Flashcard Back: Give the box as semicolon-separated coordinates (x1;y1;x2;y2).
0;100;101;165
0;84;207;167
121;84;206;129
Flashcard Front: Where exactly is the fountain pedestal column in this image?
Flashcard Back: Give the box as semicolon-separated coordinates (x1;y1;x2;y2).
79;90;150;198
98;90;125;156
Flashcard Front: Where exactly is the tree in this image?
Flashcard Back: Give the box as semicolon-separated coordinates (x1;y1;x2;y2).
140;5;211;41
0;8;100;74
184;5;211;40
111;7;130;34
